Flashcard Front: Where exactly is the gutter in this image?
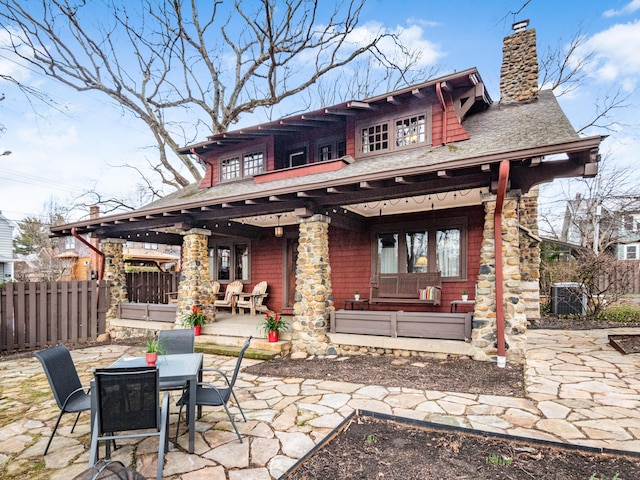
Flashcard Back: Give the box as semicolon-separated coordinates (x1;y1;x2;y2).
71;228;105;281
494;160;510;367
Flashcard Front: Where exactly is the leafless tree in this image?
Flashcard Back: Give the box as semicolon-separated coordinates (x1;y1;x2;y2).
0;0;401;191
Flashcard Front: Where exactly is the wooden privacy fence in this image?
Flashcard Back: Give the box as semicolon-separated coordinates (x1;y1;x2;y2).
0;280;109;352
126;271;180;304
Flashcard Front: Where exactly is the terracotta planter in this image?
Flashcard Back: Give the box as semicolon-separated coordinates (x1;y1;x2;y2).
146;352;158;367
268;331;279;342
194;325;202;336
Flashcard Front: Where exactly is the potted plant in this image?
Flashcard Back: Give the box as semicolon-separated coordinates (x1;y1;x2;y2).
462;289;468;302
258;312;289;342
181;305;206;336
354;290;360;301
144;338;164;367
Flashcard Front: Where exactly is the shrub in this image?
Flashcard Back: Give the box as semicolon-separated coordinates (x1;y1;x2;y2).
598;303;640;323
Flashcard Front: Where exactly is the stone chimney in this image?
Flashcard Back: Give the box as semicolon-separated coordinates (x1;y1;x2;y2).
500;20;538;104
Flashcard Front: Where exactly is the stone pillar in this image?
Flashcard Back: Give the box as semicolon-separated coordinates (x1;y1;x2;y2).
176;229;215;325
472;192;527;363
101;238;127;322
291;214;336;356
519;186;541;322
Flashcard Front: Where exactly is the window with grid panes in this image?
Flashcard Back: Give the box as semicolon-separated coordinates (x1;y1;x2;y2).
221;157;240;180
243;151;264;176
396;114;425;146
361;123;388;153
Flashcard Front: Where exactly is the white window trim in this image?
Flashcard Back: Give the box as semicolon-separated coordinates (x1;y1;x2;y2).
355;106;432;158
219;144;266;182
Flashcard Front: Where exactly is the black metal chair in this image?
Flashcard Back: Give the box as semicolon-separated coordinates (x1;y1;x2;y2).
33;344;92;455
89;366;169;480
157;329;195;355
175;336;251;444
157;329;195;391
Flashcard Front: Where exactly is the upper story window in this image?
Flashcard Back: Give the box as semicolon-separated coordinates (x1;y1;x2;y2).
287;145;308;167
220;146;265;182
356;108;431;157
143;243;158;250
317;136;347;161
64;236;76;250
627;245;637;260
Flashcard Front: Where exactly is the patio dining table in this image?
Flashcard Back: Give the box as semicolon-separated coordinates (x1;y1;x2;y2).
91;352;203;454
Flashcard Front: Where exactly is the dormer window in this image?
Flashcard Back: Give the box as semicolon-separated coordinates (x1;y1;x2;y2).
356;107;432;157
317;136;347;161
287;146;308;167
219;146;265;182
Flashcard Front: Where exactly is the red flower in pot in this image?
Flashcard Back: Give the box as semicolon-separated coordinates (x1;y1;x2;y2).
182;305;206;336
258;312;289;342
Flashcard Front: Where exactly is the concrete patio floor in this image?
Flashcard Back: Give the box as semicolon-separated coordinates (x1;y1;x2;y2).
1;326;640;479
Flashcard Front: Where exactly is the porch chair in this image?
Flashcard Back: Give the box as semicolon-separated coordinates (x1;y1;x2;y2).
33;344;92;455
89;366;169;480
175;336;252;444
213;280;243;314
235;281;269;316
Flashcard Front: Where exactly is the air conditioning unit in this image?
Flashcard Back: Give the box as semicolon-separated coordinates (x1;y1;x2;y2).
551;282;586;316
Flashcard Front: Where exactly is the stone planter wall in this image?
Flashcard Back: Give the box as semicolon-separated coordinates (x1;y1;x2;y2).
519;187;541;322
291;215;336;356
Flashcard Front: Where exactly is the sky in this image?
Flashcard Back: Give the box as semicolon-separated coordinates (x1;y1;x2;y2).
0;0;639;229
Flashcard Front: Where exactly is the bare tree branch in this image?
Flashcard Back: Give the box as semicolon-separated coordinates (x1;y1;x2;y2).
0;0;402;194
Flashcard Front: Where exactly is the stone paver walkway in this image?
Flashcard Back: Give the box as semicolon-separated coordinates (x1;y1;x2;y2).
1;327;640;479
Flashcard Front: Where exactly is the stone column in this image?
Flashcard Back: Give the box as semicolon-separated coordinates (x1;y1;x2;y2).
291;214;336;356
472;192;527;363
101;238;127;322
519;186;541;322
176;229;215;326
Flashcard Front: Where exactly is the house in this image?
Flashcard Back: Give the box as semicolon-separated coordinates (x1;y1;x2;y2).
51;23;602;364
0;211;14;282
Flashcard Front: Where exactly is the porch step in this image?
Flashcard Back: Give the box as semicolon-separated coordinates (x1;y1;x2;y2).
195;343;280;360
195;334;291;360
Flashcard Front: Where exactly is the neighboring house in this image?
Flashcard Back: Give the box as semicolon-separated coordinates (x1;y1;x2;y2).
123;241;181;271
0;211;14;282
52;23;602;363
616;211;640;260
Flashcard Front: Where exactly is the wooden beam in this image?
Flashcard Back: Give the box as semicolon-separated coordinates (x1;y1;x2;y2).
347;101;373;109
327;185;357;194
360;180;385;189
412;88;425;98
437;170;451;178
294;207;315;218
386;95;401;105
395;176;416;184
481;164;491;172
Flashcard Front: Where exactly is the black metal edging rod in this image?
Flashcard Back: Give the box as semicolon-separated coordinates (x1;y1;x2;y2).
279;409;640;478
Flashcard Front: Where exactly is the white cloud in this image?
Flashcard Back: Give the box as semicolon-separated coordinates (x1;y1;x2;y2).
604;0;640;17
579;20;640;90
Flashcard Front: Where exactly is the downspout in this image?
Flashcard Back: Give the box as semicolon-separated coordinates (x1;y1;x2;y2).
71;228;105;281
494;160;510;368
436;82;448;144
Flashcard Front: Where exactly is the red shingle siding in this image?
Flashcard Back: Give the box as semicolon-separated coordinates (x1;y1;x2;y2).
250;235;284;313
329;227;371;309
199;163;216;188
254;159;347;184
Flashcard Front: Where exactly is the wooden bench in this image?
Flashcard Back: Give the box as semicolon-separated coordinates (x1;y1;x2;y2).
371;272;441;306
330;309;472;341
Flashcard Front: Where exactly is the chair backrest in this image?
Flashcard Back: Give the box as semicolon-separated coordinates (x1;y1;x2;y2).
224;280;244;301
34;344;84;410
228;336;252;390
158;329;195;355
93;367;160;434
252;281;267;295
211;281;220;296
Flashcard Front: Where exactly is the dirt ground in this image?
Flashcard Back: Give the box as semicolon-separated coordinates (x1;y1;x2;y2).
282;415;640;480
248;316;640;480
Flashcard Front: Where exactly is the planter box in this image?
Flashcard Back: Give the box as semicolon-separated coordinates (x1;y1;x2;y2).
330;310;472;341
118;303;177;323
